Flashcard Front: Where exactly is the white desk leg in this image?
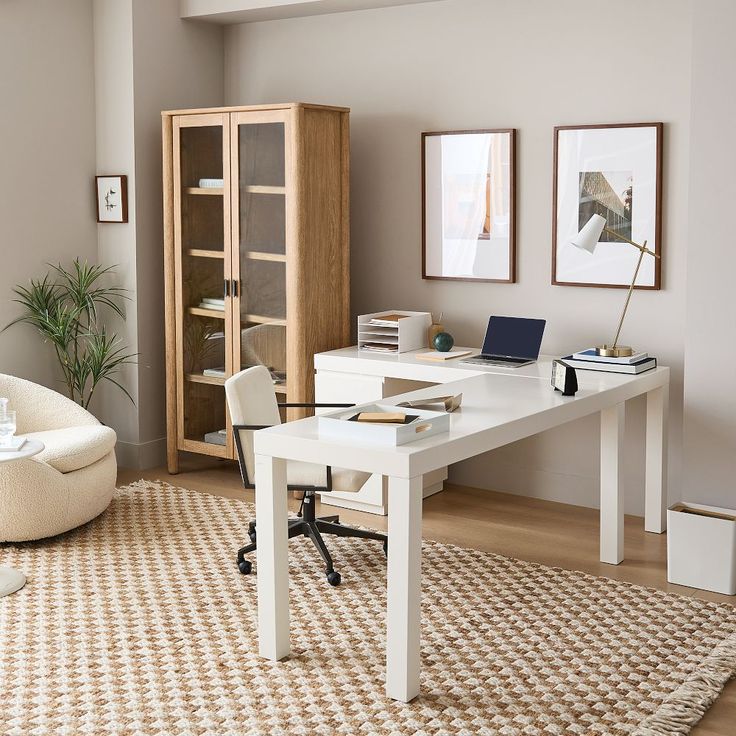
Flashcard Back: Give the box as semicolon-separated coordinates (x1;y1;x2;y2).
255;453;290;661
600;403;625;565
386;474;423;702
645;385;668;533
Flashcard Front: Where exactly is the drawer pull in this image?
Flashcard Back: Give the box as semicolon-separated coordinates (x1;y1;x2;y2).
415;423;431;433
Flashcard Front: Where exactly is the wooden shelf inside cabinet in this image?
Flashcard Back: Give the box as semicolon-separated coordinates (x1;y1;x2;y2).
245;251;286;263
242;185;285;195
188;307;226;319
243;314;287;326
184;187;224;196
186;373;225;386
187;249;225;259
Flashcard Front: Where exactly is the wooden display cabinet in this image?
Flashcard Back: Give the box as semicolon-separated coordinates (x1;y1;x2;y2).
162;103;351;473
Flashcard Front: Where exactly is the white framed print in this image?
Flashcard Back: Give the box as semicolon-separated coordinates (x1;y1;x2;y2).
96;175;128;223
422;129;516;283
552;123;662;289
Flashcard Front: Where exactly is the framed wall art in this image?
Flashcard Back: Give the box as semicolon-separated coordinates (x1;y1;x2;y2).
422;129;516;283
96;175;128;223
552;122;663;289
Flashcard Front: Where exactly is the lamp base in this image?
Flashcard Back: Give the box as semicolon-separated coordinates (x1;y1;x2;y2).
596;344;633;358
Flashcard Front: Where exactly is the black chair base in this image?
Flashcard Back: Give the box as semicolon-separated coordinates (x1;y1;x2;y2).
237;491;387;585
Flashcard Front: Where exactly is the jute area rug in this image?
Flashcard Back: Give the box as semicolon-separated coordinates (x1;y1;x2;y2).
1;482;735;736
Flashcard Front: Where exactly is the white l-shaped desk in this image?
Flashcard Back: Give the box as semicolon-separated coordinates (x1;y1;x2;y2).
254;349;669;702
313;347;556;514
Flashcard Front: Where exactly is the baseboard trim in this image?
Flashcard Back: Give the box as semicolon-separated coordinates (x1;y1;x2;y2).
116;437;167;470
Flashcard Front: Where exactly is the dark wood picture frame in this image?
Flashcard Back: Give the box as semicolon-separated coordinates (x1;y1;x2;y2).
422;128;517;283
552;122;663;289
95;174;129;223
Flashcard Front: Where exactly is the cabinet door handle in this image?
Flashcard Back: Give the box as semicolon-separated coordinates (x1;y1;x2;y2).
232;279;239;297
223;279;230;298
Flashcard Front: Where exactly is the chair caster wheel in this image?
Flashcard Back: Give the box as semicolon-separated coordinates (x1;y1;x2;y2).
326;571;341;586
383;540;388;557
238;559;252;575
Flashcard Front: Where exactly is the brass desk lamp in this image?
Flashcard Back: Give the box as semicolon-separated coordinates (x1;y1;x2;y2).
571;213;660;358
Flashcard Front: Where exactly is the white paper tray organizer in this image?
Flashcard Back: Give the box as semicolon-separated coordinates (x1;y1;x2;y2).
318;403;450;447
357;311;431;354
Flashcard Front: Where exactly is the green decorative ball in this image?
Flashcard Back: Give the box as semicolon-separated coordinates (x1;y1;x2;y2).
433;332;454;352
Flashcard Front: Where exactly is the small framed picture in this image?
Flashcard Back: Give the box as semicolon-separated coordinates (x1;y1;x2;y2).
422;129;516;283
96;175;128;223
552;123;662;289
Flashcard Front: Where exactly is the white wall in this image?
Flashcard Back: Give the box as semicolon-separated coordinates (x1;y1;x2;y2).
224;0;692;513
131;0;225;466
683;0;736;507
93;0;224;467
0;0;97;388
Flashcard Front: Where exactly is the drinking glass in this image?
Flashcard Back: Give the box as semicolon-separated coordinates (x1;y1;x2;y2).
0;410;17;448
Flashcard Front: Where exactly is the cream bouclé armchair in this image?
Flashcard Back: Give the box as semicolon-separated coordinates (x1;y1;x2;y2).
0;374;117;542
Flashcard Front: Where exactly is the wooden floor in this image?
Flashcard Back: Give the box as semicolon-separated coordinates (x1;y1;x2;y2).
118;458;735;735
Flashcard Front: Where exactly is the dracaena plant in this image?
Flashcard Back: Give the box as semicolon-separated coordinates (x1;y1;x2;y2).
3;259;136;409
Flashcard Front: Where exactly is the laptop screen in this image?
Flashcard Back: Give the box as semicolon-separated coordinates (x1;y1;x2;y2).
481;316;546;359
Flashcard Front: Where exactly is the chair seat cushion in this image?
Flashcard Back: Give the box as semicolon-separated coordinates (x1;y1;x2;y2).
331;467;371;493
25;425;117;474
284;461;369;493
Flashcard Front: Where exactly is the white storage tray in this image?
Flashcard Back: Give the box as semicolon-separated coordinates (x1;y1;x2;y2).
318;403;450;447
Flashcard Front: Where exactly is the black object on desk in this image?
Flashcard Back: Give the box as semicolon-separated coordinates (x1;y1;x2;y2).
551;359;578;396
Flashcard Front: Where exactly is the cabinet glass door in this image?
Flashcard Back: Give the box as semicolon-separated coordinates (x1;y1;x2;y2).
173;114;233;456
230;112;289;400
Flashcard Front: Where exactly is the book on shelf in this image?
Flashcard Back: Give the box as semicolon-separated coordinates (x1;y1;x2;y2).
203;429;226;446
416;349;473;362
202;367;226;378
562;355;657;374
198;299;225;311
571;348;649;365
198;178;224;188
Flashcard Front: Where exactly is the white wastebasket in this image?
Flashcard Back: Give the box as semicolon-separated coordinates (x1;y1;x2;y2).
667;503;736;595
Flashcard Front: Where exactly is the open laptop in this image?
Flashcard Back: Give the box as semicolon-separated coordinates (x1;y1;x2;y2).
460;316;546;369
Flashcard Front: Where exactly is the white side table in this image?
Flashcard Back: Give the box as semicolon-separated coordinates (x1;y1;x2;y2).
0;438;44;597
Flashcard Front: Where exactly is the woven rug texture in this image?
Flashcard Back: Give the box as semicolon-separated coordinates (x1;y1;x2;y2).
1;481;735;736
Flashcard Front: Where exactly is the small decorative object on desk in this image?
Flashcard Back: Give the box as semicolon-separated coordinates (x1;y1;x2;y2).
551;360;578;396
397;393;463;412
0;398;17;450
432;332;454;352
427;312;444;348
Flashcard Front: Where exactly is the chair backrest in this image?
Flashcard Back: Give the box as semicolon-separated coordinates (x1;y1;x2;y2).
0;373;98;433
224;366;281;485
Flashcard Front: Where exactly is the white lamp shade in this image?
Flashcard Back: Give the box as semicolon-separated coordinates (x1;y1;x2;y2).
571;214;606;254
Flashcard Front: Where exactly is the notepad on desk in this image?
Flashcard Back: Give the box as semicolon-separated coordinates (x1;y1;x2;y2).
416;349;473;361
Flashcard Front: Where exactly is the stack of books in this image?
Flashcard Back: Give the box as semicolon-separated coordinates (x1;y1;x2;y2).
562;349;657;374
198;297;225;311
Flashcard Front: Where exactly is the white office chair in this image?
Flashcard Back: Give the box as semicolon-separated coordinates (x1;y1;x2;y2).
224;366;387;586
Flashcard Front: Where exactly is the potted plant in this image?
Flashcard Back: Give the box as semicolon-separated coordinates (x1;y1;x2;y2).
3;260;136;409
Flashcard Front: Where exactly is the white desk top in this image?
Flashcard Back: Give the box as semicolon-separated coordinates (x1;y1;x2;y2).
315;346;556;382
257;366;669;479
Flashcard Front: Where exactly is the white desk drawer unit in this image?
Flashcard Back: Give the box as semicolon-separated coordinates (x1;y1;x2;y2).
314;369;446;514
